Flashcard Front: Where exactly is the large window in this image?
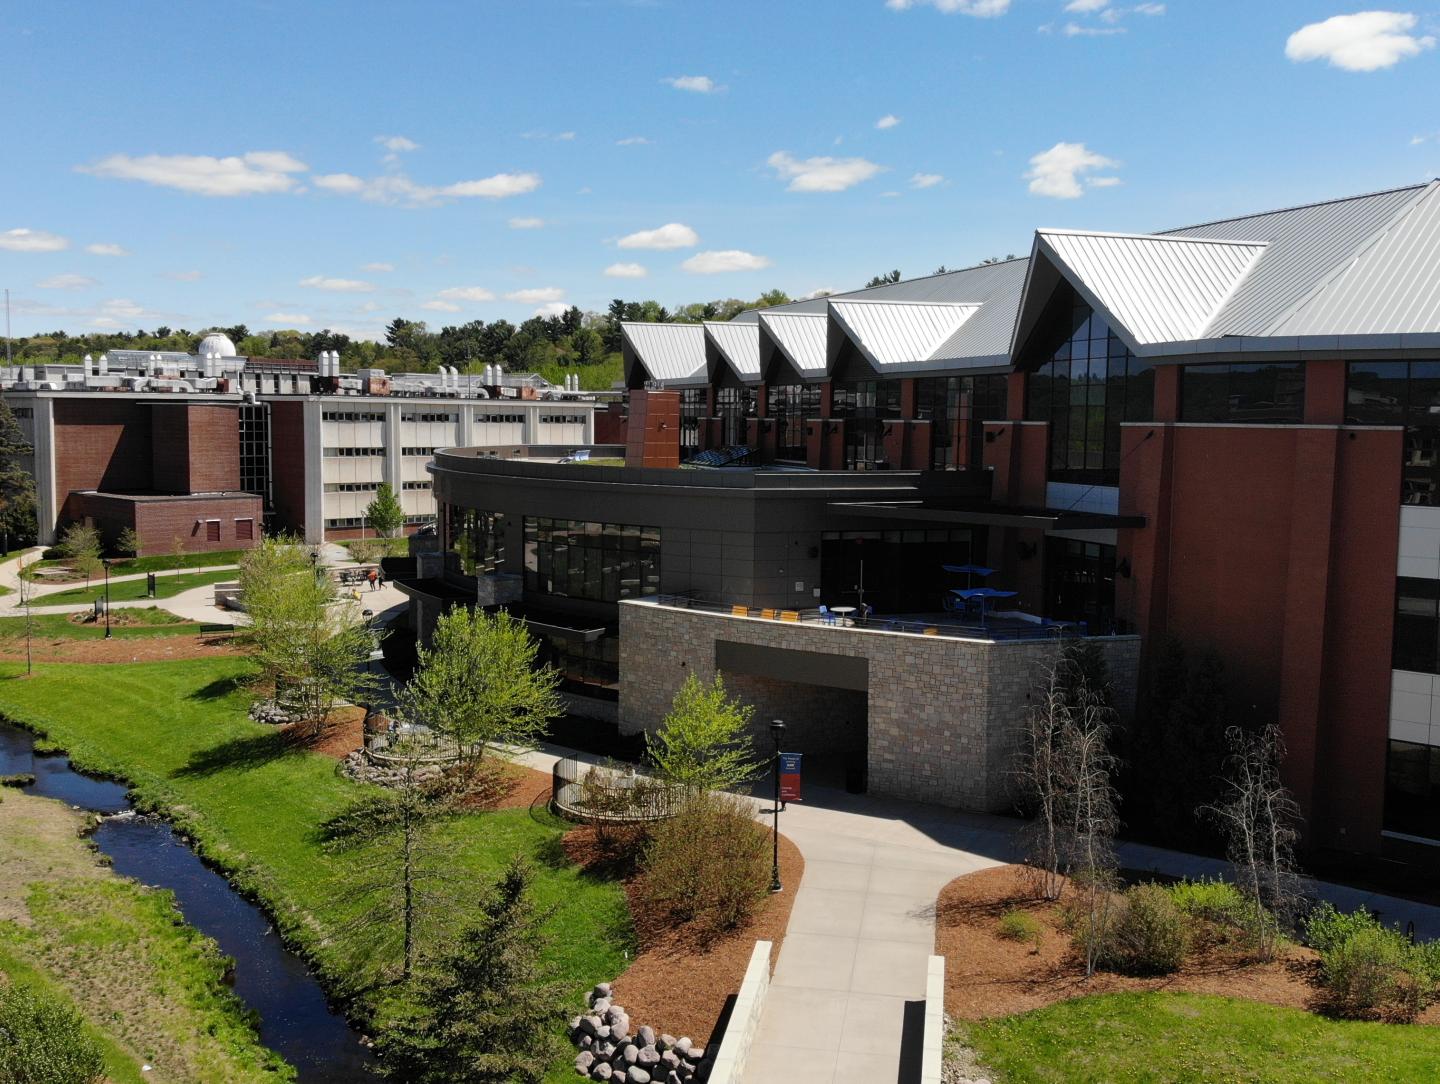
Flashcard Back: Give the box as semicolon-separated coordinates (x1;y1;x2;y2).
916;375;1008;471
1026;303;1153;485
1347;361;1440;505
767;384;820;460
832;381;902;470
539;632;620;699
679;389;704;459
444;505;506;576
1180;363;1305;424
523;517;660;602
820;527;980;613
1395;577;1440;674
716;386;756;447
238;404;270;509
1046;537;1119;634
1386;740;1440;840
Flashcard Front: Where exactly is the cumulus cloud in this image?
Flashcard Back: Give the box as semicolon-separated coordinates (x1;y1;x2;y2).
436;286;497;302
161;270;203;282
422;300;462;312
264;312;312;325
1286;11;1435;71
1063;21;1124;36
533;301;570;318
1064;0;1108;10
508;216;546;229
85;242;127;256
1025;142;1120;198
36;273;97;290
311;170;542;207
664;75;723;93
768;151;886;192
376;135;419;152
885;0;1011;16
505;287;565;304
80;151;307;196
911;172;945;188
617;223;699;250
299;275;376;293
616;136;653;146
604;262;648;278
362;262;395;272
875;114;902;129
681;250;772;274
0;228;69;252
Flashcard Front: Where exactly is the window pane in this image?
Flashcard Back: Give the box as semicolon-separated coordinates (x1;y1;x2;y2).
1395;577;1440;673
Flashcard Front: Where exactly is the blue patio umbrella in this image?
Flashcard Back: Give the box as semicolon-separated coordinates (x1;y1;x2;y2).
952;586;1018;627
943;563;996;589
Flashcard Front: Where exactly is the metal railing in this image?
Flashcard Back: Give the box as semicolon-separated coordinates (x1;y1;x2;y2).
550;755;679;823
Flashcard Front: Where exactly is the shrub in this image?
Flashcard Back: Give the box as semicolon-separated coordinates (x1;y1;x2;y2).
1167;878;1248;926
997;908;1043;948
1305;902;1382;955
641;790;769;936
0;982;106;1084
1098;883;1190;975
1320;925;1434;1021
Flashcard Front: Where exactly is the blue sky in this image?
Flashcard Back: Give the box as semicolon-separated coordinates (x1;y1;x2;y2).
3;0;1438;340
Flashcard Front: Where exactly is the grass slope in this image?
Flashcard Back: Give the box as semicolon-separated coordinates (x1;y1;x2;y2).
0;658;632;1036
22;551;246;581
33;568;237;607
0;609;202;642
0;789;289;1082
964;991;1440;1083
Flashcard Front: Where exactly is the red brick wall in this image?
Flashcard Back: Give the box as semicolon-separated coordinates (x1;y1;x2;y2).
594;403;628;445
624;390;681;468
151;404;241;494
269;400;309;536
54;400;153;527
132;495;263;556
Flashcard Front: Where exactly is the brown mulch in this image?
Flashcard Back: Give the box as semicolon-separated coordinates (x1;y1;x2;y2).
0;633;241;665
561;824;803;1046
936;864;1440;1024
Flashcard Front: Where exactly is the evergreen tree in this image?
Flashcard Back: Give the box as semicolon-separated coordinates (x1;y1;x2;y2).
374;857;569;1084
365;483;405;539
0;397;37;552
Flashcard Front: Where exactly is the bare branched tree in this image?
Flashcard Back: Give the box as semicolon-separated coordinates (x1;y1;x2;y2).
1017;660;1072;900
1204;724;1303;960
1066;683;1121;977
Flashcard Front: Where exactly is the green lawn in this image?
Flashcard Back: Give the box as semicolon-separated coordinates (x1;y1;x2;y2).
338;537;410;558
22;550;246;582
0;609;203;641
0;658;632;1040
32;568;237;607
963;991;1440;1083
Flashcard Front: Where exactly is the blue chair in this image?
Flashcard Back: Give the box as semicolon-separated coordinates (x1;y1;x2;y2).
818;605;837;626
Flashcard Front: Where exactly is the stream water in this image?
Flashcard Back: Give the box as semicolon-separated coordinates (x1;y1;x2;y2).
0;722;375;1082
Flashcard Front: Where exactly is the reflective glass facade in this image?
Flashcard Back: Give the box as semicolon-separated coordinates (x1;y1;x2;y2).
1346;361;1440;505
716;386;756;446
916;375;1008;471
444;505;506;575
523;517;660;602
766;384;821;460
832;381;902;470
1181;362;1305;425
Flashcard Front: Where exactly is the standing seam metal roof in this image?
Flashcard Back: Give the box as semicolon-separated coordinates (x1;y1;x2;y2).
758;311;829;377
827;300;980;370
620;321;708;385
703;320;762;380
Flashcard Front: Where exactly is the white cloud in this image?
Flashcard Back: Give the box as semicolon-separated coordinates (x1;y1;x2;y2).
1134;3;1165;12
1088;175;1123;188
0;228;69;252
36;273;97;290
362;261;395;272
505;287;565;304
422;300;462;312
162;270;203;282
80;150;307;196
311;170;542;207
1064;0;1108;10
436;286;497;302
299;275;376;293
95;298;156;322
85;242;127;256
681;250;772;274
884;0;1011;16
522;130;577;142
616;136;653;146
664;74;723;93
508;216;546;229
617;222;699;250
533;301;570;318
604;262;648;278
875;114;902;130
1063;21;1124;36
910;172;945;188
1025;141;1120;198
264;311;312;325
768;151;886;192
803;288;838;300
1286;11;1434;71
376;135;419;152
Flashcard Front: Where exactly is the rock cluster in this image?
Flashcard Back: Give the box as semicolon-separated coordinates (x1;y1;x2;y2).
569;984;710;1083
247;699;296;726
339;751;446;788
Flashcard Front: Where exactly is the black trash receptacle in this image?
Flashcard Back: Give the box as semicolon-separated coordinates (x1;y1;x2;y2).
146;572;157;598
844;753;867;794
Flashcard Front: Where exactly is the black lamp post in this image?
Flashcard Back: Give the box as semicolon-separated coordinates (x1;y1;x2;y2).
769;718;786;894
102;558;112;639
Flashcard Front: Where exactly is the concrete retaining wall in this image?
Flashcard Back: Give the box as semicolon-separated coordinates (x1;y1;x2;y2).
920;954;946;1084
708;940;771;1084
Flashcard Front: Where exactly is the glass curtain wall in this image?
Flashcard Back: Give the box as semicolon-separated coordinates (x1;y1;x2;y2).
678;389;705;459
767;384;821;460
1180;363;1305;424
832;380;902;470
1026;303;1154;485
444;506;506;575
715;386;756;447
916;375;1008;470
522;517;660;602
1347;361;1440;505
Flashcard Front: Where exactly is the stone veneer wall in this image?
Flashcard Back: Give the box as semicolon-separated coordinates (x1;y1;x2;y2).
619;600;1140;811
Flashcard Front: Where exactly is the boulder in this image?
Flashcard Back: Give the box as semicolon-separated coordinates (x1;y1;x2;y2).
673;1037;692;1056
597;1041;617;1061
621;1043;640;1066
579;1015;601;1037
660;1050;680;1070
596;1025;612;1041
658;1034;676;1052
629;1069;651;1084
593;982;613;1001
576;1051;595;1073
593;997;612;1015
637;1046;660;1068
637;1025;656;1048
579;1035;593;1051
612;1070;628;1084
688;1047;705;1062
592;1064;613;1081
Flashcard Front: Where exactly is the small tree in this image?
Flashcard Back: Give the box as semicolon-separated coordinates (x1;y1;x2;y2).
56;523;101;585
374;857;570;1084
645;671;758;793
15;555;34;675
1065;681;1121;977
0;981;105;1084
366;483;405;539
172;535;187;576
403;608;562;771
1204;724;1303;959
1017;658;1073;901
116;526;141;558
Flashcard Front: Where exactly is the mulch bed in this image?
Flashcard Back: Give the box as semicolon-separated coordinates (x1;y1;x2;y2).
936;864;1440;1024
562;824;803;1045
0;633;241;665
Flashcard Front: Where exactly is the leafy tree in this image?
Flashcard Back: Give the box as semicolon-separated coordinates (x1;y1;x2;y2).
115;526;141;558
402;608;562;770
171;535;187;577
56;523;102;585
0;397;37;553
365;482;405;539
0;982;105;1084
373;857;569;1084
866;269;902;287
645;671;758;792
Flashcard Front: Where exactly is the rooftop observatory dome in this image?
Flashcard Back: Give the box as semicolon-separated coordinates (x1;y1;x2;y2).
197;331;238;358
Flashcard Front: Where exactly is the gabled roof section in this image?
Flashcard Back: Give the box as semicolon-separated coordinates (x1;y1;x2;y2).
758;311;828;381
827;300;980;372
620;322;707;387
1162;182;1429;337
1034;230;1267;348
1263;180;1440;337
703;320;762;383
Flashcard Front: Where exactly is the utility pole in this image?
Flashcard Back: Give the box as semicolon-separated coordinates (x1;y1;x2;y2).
5;288;11;369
